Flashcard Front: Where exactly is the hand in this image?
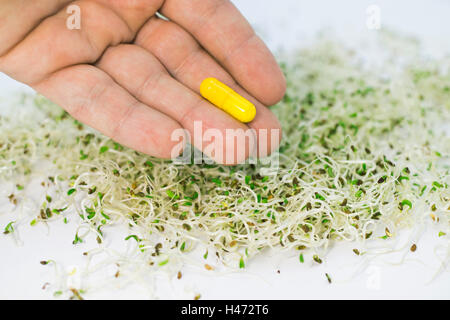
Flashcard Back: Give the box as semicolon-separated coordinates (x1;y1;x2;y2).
0;0;286;165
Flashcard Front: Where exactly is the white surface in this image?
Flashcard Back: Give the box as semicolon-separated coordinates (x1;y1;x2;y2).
1;0;449;300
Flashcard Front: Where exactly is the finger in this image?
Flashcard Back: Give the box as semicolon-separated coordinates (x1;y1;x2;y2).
0;0;71;56
97;44;256;165
136;17;282;157
0;0;159;85
160;0;286;106
34;64;183;159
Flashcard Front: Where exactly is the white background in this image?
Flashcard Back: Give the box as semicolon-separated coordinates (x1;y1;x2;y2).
1;0;449;300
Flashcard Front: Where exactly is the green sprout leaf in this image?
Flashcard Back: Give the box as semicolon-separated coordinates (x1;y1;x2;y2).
99;146;109;154
239;257;245;269
73;233;83;245
158;259;169;266
166;190;179;200
400;199;413;209
3;221;15;234
125;235;140;242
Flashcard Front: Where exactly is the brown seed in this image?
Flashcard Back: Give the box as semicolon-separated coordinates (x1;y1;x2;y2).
313;255;322;264
205;264;214;271
70;288;84;300
385;228;392;237
377;177;384;184
177;271;182;279
115;271;120;278
194;294;201;300
353;249;360;256
8;194;17;205
430;214;439;222
229;240;237;247
301;225;310;233
410;244;417;252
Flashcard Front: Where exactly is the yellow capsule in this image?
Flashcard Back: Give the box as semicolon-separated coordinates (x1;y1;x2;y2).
200;78;256;123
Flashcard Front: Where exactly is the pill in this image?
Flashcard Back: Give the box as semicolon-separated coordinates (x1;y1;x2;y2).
200;78;256;123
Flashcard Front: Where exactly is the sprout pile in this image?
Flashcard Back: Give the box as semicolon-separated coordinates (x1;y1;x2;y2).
1;36;449;299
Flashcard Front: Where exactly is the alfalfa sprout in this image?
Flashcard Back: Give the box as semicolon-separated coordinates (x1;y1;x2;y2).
0;36;449;298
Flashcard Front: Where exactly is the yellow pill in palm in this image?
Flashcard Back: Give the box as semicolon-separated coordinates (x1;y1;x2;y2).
200;78;256;123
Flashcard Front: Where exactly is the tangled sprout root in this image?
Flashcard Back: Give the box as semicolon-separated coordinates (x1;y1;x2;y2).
1;37;449;296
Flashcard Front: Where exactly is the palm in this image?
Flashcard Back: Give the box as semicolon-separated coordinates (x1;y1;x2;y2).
0;0;285;164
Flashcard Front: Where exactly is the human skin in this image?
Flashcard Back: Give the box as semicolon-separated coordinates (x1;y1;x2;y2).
0;0;286;165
